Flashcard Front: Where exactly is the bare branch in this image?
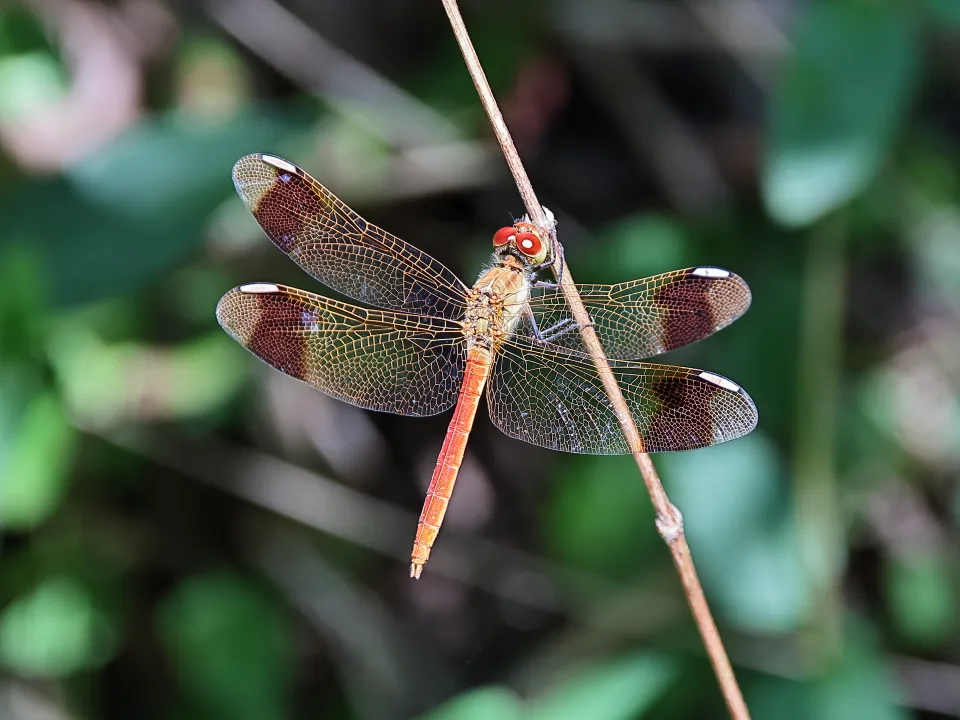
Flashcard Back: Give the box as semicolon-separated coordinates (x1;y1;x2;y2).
440;1;751;717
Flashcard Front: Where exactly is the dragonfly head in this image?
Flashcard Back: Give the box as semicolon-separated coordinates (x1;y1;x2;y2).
491;222;550;266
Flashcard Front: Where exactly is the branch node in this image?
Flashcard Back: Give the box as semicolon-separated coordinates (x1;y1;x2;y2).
656;504;685;545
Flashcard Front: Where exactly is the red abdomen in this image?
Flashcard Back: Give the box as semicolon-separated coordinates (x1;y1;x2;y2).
410;346;491;578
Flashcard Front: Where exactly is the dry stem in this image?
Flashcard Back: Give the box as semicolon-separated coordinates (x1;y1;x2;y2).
440;1;750;717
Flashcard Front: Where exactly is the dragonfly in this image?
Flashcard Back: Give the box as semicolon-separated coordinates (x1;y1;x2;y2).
217;153;758;579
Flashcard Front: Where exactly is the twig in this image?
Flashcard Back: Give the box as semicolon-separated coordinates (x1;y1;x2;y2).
440;1;751;717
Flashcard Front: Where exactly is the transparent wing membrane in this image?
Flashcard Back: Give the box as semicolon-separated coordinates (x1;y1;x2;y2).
224;154;757;454
487;334;757;454
520;267;752;360
217;284;466;416
233;154;469;318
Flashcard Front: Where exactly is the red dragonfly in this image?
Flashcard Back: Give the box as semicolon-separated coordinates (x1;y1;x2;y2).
217;154;757;578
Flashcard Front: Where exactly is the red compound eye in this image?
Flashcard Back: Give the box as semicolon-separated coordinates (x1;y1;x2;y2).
492;226;515;247
515;232;542;257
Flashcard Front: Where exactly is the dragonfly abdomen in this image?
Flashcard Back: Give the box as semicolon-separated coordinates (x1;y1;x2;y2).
410;347;492;578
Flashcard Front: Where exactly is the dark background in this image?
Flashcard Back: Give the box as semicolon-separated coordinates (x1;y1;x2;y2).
1;0;959;718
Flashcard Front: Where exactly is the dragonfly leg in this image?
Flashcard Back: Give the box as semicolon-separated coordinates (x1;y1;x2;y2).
535;257;556;273
539;318;578;342
524;305;546;340
526;308;593;344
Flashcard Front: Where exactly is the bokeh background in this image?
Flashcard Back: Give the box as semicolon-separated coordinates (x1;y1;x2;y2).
1;0;959;718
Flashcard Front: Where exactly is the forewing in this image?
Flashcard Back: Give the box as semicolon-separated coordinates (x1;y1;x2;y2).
217;283;466;416
233;154;469;318
522;267;751;360
487;335;757;453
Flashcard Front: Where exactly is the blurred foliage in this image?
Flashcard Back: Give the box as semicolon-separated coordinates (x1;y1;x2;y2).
0;0;959;719
157;572;292;720
762;0;920;226
422;653;675;720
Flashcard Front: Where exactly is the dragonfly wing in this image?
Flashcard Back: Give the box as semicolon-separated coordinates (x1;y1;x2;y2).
487;335;757;454
522;267;751;360
217;283;466;416
233;154;470;318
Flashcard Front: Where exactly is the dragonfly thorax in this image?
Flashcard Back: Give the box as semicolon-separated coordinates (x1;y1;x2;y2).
462;264;530;351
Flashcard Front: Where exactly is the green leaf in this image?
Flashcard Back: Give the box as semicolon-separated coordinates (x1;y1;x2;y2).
748;633;907;720
528;653;676;720
541;455;655;580
157;572;292;720
0;243;48;361
762;0;920;226
886;551;957;648
660;434;807;632
593;214;689;282
421;656;676;720
0;51;66;121
419;686;523;720
928;0;960;23
747;674;810;720
0;389;76;529
812;642;908;720
0;577;115;677
0;6;58;56
0;105;309;306
48;327;248;428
